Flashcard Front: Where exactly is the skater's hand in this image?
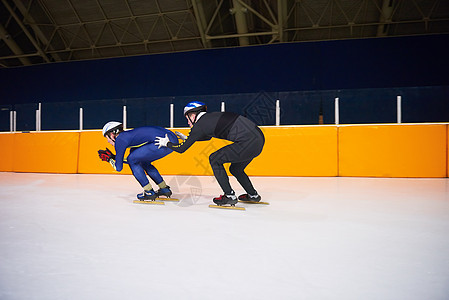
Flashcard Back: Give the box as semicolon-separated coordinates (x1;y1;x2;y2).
155;134;169;149
175;131;187;141
98;148;115;162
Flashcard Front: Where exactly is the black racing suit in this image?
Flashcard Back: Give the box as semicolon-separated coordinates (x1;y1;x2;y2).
167;112;265;195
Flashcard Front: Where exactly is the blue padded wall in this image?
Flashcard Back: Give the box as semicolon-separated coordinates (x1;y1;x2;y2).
0;34;447;130
1;34;448;105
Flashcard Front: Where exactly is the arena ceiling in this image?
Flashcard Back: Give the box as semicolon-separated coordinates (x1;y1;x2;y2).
0;0;448;68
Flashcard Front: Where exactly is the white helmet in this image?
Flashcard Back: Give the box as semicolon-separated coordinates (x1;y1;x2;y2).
102;121;123;137
183;101;207;116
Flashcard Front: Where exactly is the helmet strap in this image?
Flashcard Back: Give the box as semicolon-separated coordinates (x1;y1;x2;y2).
107;130;119;142
187;112;198;125
106;133;115;143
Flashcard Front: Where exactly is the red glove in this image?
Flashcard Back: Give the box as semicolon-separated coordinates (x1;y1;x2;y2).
98;148;115;162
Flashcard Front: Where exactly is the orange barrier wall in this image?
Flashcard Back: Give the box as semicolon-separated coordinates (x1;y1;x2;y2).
0;133;14;172
11;131;79;173
246;126;338;176
77;127;338;177
0;124;447;177
338;124;447;177
78;130;132;175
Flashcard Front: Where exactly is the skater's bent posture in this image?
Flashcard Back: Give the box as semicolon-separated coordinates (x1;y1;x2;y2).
98;121;179;201
155;101;265;206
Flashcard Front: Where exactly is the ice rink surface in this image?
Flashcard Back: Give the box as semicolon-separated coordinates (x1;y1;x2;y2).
0;172;448;300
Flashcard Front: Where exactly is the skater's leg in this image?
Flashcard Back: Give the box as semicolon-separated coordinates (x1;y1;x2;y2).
209;148;233;195
128;143;172;185
127;141;175;200
212;117;264;203
141;161;171;197
229;159;257;195
142;162;163;185
127;156;150;188
210;139;261;194
126;155;158;200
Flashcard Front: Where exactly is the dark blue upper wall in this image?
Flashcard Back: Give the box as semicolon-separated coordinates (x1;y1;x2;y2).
0;34;448;105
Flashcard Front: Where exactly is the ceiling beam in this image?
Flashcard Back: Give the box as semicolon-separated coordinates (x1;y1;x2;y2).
237;0;275;28
191;0;211;48
1;0;50;63
36;0;71;52
0;23;32;65
231;0;250;46
42;36;201;56
11;0;62;62
377;0;395;37
207;30;277;40
278;0;288;42
204;0;224;36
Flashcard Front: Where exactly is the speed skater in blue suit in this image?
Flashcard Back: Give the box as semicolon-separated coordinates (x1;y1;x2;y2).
98;121;180;201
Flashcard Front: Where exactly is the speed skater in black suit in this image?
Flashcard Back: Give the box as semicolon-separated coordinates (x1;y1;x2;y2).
155;101;265;206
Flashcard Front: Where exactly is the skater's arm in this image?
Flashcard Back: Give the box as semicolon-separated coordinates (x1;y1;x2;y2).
175;131;187;141
114;138;127;172
167;127;206;153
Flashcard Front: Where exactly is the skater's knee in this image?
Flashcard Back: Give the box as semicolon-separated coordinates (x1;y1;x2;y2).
127;156;138;166
209;151;223;166
229;164;244;176
229;164;239;176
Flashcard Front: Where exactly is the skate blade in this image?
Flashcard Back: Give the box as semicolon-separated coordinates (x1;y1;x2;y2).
133;200;165;205
209;204;245;211
238;200;270;205
156;197;179;202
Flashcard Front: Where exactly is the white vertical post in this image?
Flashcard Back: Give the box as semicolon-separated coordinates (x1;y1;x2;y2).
123;105;127;130
397;95;402;124
170;103;174;128
335;97;340;125
10;110;13;132
13;111;16;132
35;110;39;131
79;107;83;131
221;101;225;112
275;99;280;126
38;103;41;131
36;102;41;131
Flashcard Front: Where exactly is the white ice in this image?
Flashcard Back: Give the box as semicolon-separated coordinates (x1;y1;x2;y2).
0;172;448;300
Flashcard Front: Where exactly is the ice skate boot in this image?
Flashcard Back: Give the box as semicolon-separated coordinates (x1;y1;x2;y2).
238;192;261;202
137;189;157;201
213;191;238;206
157;186;172;198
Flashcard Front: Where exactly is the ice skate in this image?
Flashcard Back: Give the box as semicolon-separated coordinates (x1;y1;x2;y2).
210;192;245;210
238;193;261;202
238;192;269;205
213;193;238;206
209;191;243;210
156;186;172;198
134;189;164;204
155;186;179;201
137;189;157;201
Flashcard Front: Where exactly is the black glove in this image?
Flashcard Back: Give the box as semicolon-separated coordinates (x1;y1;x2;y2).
98;148;115;162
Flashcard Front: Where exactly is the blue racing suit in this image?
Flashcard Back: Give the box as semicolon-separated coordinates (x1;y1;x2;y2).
114;126;178;187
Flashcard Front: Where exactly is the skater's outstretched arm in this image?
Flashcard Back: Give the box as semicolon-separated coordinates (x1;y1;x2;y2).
156;126;208;153
175;131;187;141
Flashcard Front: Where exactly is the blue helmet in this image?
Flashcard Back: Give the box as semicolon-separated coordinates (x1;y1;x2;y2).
183;101;207;116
